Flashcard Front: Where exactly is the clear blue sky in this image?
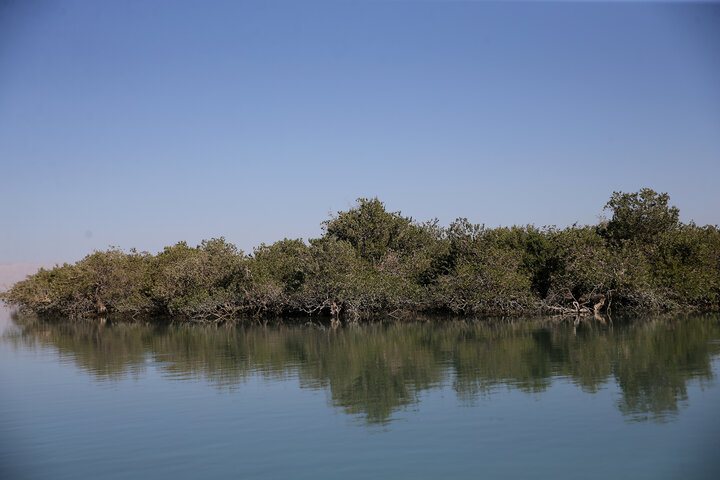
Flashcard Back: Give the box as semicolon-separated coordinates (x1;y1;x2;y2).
1;0;719;262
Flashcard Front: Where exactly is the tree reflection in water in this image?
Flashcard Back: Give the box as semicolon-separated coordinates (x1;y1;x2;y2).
4;313;719;425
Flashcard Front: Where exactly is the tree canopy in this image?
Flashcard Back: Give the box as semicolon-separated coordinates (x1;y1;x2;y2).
4;189;719;320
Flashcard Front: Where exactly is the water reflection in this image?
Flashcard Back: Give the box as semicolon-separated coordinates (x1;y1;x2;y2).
3;312;719;425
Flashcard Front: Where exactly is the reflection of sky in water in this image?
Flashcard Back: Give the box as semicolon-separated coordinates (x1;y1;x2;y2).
1;305;720;479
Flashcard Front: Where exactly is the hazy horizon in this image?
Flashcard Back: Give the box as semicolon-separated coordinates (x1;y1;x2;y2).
2;0;719;263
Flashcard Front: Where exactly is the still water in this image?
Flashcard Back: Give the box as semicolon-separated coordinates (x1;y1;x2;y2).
1;305;719;479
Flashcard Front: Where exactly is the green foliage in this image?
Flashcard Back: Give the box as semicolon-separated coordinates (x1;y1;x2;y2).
251;239;311;293
649;224;720;307
323;197;435;266
434;220;533;313
604;188;680;245
474;224;556;297
77;248;152;314
303;237;376;313
246;238;312;314
150;238;247;317
546;226;616;304
5;190;719;319
4;249;153;317
5;263;87;316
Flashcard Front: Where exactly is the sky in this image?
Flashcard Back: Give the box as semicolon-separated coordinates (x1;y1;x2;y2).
1;0;719;263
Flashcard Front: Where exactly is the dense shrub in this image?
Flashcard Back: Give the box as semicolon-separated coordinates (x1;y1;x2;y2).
431;219;533;313
149;238;247;317
603;188;680;245
3;190;719;320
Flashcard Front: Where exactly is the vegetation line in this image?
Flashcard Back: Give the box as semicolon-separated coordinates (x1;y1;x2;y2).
3;189;719;321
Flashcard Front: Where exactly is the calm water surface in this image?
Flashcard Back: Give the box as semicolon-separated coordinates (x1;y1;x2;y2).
1;305;719;479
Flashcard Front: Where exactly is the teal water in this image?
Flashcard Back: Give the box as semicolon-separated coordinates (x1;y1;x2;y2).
1;305;719;479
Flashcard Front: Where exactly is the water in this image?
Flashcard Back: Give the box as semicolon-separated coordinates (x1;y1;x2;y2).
1;305;719;479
